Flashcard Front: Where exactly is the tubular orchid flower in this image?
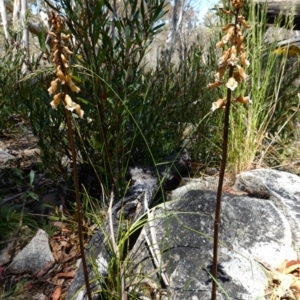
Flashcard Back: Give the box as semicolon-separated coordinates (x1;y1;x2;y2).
237;65;249;81
232;0;245;9
235;95;252;104
238;15;251;29
56;70;66;83
226;26;235;40
61;54;69;68
62;34;70;40
227;46;239;66
220;8;234;15
233;71;243;83
221;34;230;44
236;34;244;46
50;93;61;109
222;23;235;31
240;52;250;67
52;50;59;61
69;83;81;93
75;104;84;118
64;94;77;111
216;40;226;48
218;50;230;67
64;94;84;118
238;43;246;54
226;77;238;91
66;74;81;93
214;67;226;82
208;81;224;88
48;79;59;95
47;31;57;38
63;46;73;55
211;98;227;111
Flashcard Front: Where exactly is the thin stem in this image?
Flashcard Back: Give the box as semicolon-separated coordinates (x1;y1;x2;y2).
65;109;92;300
211;65;234;300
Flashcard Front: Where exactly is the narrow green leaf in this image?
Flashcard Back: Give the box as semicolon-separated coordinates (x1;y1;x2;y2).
27;191;39;200
92;0;103;22
48;216;61;221
37;29;46;52
29;170;35;186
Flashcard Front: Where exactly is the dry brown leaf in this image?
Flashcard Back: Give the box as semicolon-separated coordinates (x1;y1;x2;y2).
276;259;300;275
50;241;61;262
23;148;41;157
47;275;65;286
51;286;61;300
284;260;300;274
60;245;79;263
52;235;69;242
61;253;77;263
69;245;79;255
56;270;75;279
59;240;68;247
61;227;72;233
36;261;56;279
51;239;68;262
58;278;65;286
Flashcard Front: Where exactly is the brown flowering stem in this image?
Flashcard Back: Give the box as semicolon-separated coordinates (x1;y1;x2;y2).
209;2;250;298
65;107;92;300
48;11;90;299
211;8;239;299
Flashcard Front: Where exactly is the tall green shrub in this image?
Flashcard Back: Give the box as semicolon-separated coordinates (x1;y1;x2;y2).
19;0;220;195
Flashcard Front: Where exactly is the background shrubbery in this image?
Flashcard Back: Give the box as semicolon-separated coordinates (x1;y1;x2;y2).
0;0;300;226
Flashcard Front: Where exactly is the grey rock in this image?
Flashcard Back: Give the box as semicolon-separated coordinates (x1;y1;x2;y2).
7;229;55;274
234;169;300;251
128;169;299;299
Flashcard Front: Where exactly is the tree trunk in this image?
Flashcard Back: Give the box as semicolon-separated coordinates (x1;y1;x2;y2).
0;0;10;39
21;0;29;72
167;0;184;56
5;0;43;36
12;0;20;31
21;0;28;48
